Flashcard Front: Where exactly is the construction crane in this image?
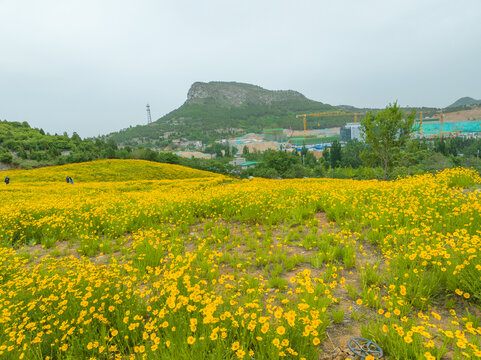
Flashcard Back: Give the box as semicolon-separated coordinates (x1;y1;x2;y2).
295;111;365;135
422;110;445;137
417;111;430;136
419;111;424;136
440;110;444;137
412;110;437;137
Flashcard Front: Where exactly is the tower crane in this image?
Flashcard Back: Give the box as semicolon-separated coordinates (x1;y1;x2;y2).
417;111;428;136
440;110;444;137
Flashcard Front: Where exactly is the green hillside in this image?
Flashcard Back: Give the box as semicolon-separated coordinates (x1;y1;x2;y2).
0;119;234;175
0;120;134;169
447;96;481;108
107;82;353;147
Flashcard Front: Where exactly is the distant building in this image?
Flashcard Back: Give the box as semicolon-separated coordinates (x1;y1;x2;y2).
180;140;203;148
340;123;363;142
229;157;247;166
228;157;258;170
240;161;258;169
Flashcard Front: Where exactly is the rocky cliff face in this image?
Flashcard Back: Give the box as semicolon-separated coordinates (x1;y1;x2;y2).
186;81;308;106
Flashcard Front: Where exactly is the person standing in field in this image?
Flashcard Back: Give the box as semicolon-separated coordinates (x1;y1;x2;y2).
4;176;9;185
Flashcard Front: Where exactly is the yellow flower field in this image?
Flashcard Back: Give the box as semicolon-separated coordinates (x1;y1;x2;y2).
0;161;480;359
1;159;220;182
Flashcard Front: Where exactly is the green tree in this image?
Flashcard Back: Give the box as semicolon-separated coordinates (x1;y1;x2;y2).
340;139;365;168
322;147;330;164
446;138;458;157
360;102;415;180
434;138;447;156
329;140;342;168
284;163;309;179
304;151;317;168
262;150;300;176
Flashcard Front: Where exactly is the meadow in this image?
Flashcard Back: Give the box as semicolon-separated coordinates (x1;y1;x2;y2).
0;160;480;360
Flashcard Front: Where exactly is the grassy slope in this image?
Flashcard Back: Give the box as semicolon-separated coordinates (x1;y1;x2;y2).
2;159;222;182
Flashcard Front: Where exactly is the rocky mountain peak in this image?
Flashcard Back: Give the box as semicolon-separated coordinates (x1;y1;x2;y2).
186;81;307;106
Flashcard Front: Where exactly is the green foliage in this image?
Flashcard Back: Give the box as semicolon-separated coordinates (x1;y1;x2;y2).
419;153;453;172
0;120;235;175
0;120;132;168
329;140;342;168
0;150;12;164
340;139;365;168
331;308;345;324
262;150;301;175
361;102;416;180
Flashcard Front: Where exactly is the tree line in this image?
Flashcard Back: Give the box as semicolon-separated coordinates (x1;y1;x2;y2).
2;105;481;181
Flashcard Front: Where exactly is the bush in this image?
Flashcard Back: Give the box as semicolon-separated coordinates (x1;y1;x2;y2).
284;164;309;179
0;151;13;164
461;155;481;174
313;165;326;178
419;153;453;172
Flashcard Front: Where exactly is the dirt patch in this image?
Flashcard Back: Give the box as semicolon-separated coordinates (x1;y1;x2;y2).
441;107;481;122
315;212;330;226
320;327;362;360
24;240;80;263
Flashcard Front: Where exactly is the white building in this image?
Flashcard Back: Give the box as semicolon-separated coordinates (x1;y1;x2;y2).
229;157;246;166
340;123;364;142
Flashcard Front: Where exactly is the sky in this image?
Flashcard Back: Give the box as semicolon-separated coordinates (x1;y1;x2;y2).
1;0;480;137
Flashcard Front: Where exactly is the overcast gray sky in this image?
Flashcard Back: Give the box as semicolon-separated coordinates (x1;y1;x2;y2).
1;0;480;137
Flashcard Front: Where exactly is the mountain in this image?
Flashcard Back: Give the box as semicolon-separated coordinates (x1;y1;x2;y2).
447;97;481;108
107;81;354;148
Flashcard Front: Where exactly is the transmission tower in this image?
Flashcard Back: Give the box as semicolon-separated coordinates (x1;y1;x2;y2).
146;104;152;124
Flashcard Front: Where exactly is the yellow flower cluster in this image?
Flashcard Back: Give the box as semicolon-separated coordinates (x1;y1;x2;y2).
0;163;479;359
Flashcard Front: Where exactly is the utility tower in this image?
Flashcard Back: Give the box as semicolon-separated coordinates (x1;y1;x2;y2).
146;104;152;124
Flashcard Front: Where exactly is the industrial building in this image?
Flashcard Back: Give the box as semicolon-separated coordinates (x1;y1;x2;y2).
228;157;258;169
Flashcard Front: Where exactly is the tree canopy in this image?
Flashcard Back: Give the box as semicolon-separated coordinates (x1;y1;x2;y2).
360;102;415;180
